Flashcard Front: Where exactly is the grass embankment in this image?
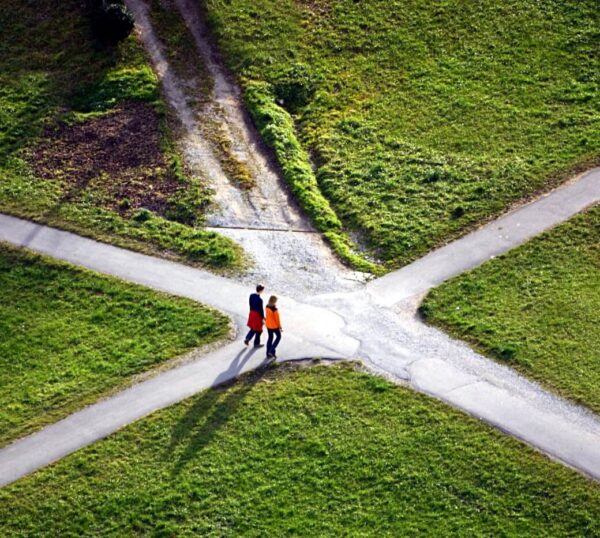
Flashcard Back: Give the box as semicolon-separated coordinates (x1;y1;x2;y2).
0;0;243;271
1;363;599;536
204;0;600;268
0;244;229;445
421;206;600;414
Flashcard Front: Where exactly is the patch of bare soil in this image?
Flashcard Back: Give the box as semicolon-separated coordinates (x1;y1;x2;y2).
30;101;184;216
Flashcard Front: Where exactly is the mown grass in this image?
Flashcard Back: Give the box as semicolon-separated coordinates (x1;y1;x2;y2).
421;206;600;414
0;0;243;271
0;243;230;446
1;363;599;536
204;0;600;268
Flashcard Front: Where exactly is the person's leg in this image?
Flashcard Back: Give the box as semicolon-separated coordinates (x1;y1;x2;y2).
267;329;274;356
253;330;262;346
272;329;281;356
244;329;255;345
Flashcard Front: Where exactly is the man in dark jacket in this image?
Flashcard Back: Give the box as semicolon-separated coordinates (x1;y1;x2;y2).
244;284;265;347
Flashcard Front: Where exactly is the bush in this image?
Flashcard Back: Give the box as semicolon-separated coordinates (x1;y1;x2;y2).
72;66;159;111
87;0;134;45
164;185;210;226
271;63;318;114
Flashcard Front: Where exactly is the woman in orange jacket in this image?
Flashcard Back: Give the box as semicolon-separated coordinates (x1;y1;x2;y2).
265;295;282;359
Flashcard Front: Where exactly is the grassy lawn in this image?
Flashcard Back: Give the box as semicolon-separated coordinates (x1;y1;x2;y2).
1;363;599;536
421;206;600;414
0;243;230;446
0;0;243;271
203;0;600;268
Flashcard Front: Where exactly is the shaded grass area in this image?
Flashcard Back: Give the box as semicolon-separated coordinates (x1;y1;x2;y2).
421;206;600;414
1;363;599;536
0;243;230;445
204;0;600;268
0;0;243;271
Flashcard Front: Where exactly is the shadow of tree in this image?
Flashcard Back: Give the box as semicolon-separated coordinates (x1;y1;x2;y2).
167;346;271;475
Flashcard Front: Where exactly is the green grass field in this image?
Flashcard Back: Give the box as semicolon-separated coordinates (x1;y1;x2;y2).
421;206;600;414
1;363;599;536
0;244;229;445
0;0;242;271
204;0;600;268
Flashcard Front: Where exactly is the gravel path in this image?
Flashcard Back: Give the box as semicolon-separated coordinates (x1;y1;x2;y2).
125;0;366;296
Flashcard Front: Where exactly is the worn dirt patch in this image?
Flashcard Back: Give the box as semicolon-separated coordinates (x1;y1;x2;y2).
30;101;184;215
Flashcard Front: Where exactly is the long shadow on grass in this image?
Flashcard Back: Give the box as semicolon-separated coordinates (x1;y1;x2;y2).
168;347;270;475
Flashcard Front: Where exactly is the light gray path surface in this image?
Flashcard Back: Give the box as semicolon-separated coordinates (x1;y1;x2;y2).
0;341;339;488
368;167;600;306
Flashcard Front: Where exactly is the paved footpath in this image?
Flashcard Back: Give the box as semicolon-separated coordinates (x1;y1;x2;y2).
0;168;599;486
368;167;600;305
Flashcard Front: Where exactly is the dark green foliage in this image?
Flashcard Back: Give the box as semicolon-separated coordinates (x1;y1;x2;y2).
0;244;229;445
87;0;134;45
271;63;319;113
72;65;160;111
422;207;600;414
1;364;599;536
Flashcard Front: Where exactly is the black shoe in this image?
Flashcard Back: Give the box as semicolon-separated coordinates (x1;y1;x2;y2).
244;339;249;347
254;344;264;348
266;352;274;359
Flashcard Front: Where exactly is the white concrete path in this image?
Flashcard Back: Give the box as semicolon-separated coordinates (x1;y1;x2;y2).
1;166;600;485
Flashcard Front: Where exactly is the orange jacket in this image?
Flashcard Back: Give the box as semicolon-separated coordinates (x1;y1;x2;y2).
265;305;281;329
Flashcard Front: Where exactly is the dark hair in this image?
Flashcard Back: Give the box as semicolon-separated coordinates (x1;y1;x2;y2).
256;284;265;292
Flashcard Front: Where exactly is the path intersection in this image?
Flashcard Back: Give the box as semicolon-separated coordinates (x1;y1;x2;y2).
1;0;599;489
1;167;599;486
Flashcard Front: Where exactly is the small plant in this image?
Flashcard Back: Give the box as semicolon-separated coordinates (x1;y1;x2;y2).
131;208;152;222
164;185;209;226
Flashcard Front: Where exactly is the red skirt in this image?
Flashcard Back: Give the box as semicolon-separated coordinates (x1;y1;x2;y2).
247;310;263;332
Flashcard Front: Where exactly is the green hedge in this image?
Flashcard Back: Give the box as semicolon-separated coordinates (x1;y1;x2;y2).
243;80;382;274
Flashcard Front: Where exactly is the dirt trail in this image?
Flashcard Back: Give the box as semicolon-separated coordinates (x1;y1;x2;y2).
173;0;309;231
125;0;366;295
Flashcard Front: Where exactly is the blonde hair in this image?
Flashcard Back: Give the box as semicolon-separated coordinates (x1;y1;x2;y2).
267;295;278;306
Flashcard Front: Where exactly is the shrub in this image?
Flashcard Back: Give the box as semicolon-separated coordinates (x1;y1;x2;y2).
271;63;318;114
164;185;210;226
87;0;134;45
72;66;159;111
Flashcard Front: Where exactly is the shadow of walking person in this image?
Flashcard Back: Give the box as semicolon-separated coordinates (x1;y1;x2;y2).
167;346;270;476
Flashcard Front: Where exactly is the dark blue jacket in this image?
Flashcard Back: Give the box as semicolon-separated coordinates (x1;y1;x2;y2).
249;293;264;319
